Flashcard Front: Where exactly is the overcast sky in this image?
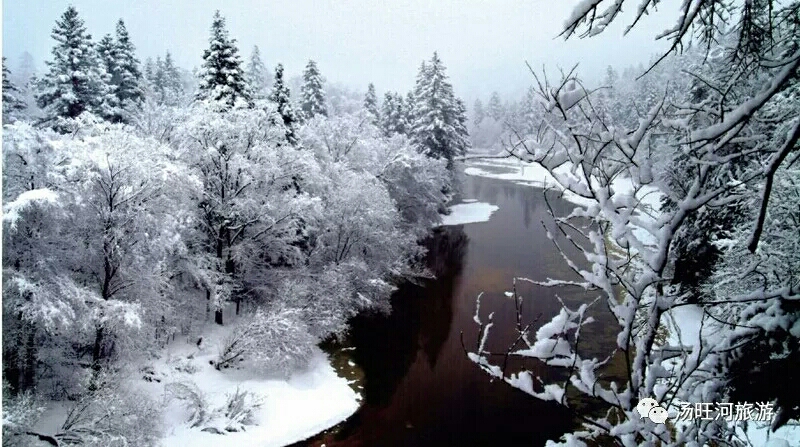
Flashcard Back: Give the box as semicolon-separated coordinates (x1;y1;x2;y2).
3;0;680;102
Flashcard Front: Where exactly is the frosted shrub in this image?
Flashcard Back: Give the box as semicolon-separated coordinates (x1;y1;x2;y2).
165;381;209;428
1;388;46;447
219;387;264;432
245;307;316;376
56;377;162;446
216;307;316;377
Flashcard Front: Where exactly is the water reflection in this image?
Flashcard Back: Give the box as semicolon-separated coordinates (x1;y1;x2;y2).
349;226;468;406
321;175;618;447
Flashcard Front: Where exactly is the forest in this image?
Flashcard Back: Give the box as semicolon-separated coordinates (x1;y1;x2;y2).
2;1;799;446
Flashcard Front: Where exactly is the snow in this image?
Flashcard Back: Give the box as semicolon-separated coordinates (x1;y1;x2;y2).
745;421;800;447
2;188;59;227
440;201;499;226
151;321;360;447
662;304;705;347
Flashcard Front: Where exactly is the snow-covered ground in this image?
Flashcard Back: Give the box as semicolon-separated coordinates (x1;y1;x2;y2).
440;201;499;226
150;321;360;447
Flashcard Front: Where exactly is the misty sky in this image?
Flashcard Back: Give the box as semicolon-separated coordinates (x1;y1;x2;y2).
3;0;679;102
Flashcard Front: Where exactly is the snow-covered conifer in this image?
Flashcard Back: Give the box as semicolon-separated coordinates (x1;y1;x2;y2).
300;59;327;120
196;11;249;107
3;58;26;123
36;6;112;124
111;20;144;112
268;63;299;146
472;98;485;126
409;52;470;168
245;46;270;100
363;83;380;124
487;91;503;121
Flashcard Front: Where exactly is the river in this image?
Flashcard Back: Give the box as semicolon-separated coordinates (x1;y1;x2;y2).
312;164;622;446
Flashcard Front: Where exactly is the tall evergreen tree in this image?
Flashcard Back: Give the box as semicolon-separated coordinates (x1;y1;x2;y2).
112;20;144;108
381;91;408;136
36;6;112;123
405;90;416;126
300;59;327;120
364;83;380;124
3;58;26;122
409;52;470;168
144;57;155;84
473;98;485;125
246;45;270;100
161;52;184;104
96;34;121;120
196;10;249;107
488;91;503;121
520;86;538;134
269;63;299;146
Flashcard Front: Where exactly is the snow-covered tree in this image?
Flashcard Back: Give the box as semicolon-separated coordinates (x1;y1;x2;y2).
363;83;380;124
268;63;299;146
409;52;470;168
380;91;408;136
96;34;122;121
196;11;249;107
149;52;186;106
3;117;198;395
299;59;327;120
3;58;26;123
487;91;503;121
110;19;144;116
176;102;316;324
245;45;270;100
36;6;112;125
472;98;485;126
468;2;800;446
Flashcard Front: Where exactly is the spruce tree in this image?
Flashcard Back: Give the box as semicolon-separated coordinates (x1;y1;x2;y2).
269;63;298;146
380;91;396;135
3;58;26;122
144;57;155;84
364;83;380;124
300;59;327;120
473;98;485;125
196;10;249;107
405;90;416;127
520;86;538;134
161;52;184;104
488;91;503;121
246;46;270;100
96;34;121;121
36;6;112;122
112;20;144;108
409;52;470;168
381;91;408;136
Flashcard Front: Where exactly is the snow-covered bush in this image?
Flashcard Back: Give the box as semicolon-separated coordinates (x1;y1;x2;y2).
217;307;316;376
219;387;264;432
165;381;210;428
1;387;46;447
56;375;162;446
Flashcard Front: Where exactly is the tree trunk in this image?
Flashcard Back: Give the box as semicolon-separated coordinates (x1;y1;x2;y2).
90;326;104;390
206;288;211;320
215;309;224;325
22;327;36;391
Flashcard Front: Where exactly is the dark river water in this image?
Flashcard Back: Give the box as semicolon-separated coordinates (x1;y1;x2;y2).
315;170;621;447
